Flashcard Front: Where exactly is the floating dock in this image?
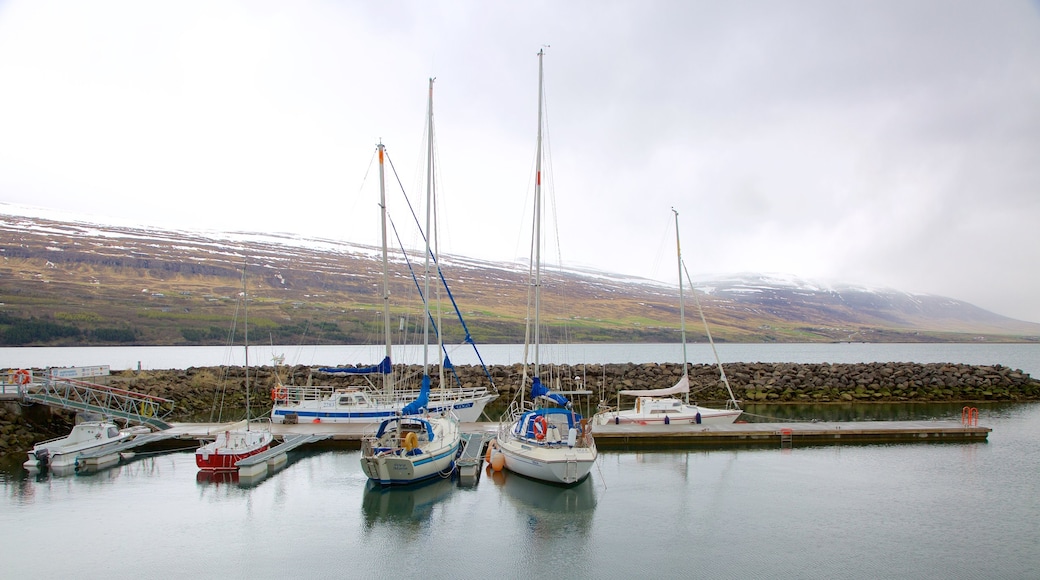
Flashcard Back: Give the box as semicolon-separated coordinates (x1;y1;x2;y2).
588;420;991;449
156;420;989;451
235;433;332;478
457;432;491;485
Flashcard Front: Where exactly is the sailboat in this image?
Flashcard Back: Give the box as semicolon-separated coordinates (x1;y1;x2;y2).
196;268;273;471
359;79;461;486
268;126;498;424
492;50;598;486
592;209;742;427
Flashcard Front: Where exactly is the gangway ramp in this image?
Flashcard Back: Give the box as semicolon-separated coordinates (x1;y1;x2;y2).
24;376;175;431
457;432;490;485
236;433;332;478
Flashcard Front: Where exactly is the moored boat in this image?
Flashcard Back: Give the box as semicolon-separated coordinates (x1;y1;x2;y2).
195;422;273;472
24;420;135;470
359;411;461;486
195;268;273;472
493;49;598;487
592;209;742;428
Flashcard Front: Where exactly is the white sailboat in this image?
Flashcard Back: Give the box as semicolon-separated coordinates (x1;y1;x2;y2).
592;209;742;427
196;268;273;471
492;50;597;486
359;79;461;486
268;112;497;424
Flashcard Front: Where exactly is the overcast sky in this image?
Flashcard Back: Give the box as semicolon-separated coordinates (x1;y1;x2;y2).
2;1;1039;323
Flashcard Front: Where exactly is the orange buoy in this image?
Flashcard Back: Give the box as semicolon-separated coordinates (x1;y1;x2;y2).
312;418;321;424
490;451;505;472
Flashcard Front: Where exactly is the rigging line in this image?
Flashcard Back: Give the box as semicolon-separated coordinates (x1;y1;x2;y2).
385;149;498;391
386;213;466;390
681;258;741;410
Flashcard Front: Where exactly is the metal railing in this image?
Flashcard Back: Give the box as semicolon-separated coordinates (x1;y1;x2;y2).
23;376;175;430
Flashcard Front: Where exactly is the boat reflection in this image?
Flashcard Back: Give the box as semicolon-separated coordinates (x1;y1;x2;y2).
497;468;598;515
361;476;454;527
196;470;239;485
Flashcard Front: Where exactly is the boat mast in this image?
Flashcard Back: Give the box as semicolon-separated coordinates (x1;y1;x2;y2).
532;49;545;383
674;208;689;405
422;78;434;381
377;143;394;396
242;265;251;426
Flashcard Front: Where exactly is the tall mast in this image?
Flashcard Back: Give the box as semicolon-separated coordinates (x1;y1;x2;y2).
532;49;545;381
242;265;250;425
377;143;393;396
422;78;434;378
674;208;689;405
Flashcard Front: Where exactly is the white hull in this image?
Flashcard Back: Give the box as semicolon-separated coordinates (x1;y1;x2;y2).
496;430;597;486
24;421;134;469
272;386;494;424
360;416;461;486
592;397;742;427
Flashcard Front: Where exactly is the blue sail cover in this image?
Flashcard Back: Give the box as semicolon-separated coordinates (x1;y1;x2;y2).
318;356;391;375
531;377;570;407
401;375;431;416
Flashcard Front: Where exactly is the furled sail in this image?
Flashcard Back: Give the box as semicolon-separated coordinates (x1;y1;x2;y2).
401;375;431;416
618;374;690;397
318;356;392;375
531;377;570;407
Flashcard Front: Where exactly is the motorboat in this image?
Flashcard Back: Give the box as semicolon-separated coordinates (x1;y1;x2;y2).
24;420;134;470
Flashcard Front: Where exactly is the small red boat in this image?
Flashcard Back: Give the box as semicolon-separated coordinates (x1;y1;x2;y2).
195;428;273;471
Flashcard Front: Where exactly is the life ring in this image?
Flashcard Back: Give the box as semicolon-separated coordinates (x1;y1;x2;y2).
271;386;287;401
532;415;548;441
403;431;419;451
13;369;30;385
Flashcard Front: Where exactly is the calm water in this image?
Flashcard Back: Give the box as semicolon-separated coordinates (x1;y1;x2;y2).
2;402;1038;579
3;342;1039;376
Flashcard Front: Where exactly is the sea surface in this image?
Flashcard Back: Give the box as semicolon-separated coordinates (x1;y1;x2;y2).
3;343;1039;578
2;402;1038;579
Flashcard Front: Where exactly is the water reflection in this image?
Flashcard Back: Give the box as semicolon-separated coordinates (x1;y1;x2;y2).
361;476;455;527
498;469;598;516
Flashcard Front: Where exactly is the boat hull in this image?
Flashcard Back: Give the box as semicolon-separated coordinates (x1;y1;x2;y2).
195;430;273;472
360;417;461;486
592;399;742;427
496;433;597;486
24;422;134;470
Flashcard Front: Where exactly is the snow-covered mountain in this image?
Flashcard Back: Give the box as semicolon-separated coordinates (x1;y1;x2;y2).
2;204;1038;344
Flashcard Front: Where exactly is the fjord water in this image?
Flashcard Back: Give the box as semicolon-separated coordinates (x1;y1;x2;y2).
3;402;1039;579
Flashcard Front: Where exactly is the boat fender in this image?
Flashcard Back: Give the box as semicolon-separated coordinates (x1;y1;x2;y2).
403;431;418;451
664;416;670;425
567;427;577;448
533;415;548;441
614;416;619;425
695;412;702;424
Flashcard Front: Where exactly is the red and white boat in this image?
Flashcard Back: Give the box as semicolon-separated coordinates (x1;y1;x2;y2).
195;267;273;472
195;422;273;471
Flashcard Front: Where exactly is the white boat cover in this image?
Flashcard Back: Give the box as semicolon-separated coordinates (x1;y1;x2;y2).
619;374;690;397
